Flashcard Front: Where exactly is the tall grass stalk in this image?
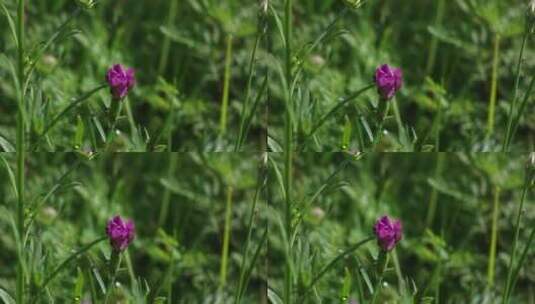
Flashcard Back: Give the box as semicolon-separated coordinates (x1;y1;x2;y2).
16;0;25;303
391;99;407;147
425;0;445;74
219;35;233;137
426;153;444;227
392;248;405;294
487;187;500;288
502;162;532;303
124;98;140;147
508;75;535;147
486;34;500;140
157;0;178;74
284;0;293;304
235;159;266;303
235;8;265;151
283;0;294;302
235;34;260;151
503;17;529;151
158;154;178;226
219;186;233;289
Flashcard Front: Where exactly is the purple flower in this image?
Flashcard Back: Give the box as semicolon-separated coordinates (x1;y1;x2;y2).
373;215;402;251
105;64;135;100
106;215;135;252
374;64;403;100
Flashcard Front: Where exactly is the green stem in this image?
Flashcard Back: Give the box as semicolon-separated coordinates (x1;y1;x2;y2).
34;84;107;149
235;0;269;151
219;35;233;137
503;22;528;151
372;101;390;150
157;0;178;74
235;33;261;151
123;98;140;147
487;187;500;288
235;163;265;303
219;186;233;288
158;154;178;226
302;84;374;146
16;0;25;303
509;226;535;298
371;251;389;304
391;98;406;147
425;153;444;227
105;100;123;151
486;34;500;140
32;237;106;303
425;0;445;75
104;251;122;304
284;0;293;302
300;237;374;301
503;167;531;303
508;75;535;147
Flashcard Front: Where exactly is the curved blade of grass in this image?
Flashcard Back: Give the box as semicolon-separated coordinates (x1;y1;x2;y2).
219;186;234;289
502;167;531;303
300;236;374;300
33;236;107;303
0;132;15;152
23;7;82;94
235;162;266;303
291;8;349;83
235;30;261;151
302;84;374;146
0;155;17;197
267;288;283;304
0;1;18;47
503;25;529;151
219;34;233;137
508;226;535;298
27;158;83;228
270;5;285;49
0;287;15;304
508;75;535;147
236;227;268;303
239;75;268;150
33;84;106;149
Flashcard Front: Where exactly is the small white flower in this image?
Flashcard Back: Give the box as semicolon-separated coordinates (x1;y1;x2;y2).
530;0;535;13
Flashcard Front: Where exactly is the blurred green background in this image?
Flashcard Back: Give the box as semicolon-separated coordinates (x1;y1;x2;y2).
0;152;267;303
0;0;267;151
268;152;534;303
268;0;535;151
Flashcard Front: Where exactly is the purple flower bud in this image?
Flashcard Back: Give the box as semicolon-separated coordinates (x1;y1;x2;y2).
374;64;403;100
106;215;135;252
373;215;402;251
105;64;135;100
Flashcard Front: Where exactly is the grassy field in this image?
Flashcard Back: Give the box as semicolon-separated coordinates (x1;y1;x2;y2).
0;153;267;303
0;0;267;152
1;0;535;303
268;0;535;152
267;152;535;303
